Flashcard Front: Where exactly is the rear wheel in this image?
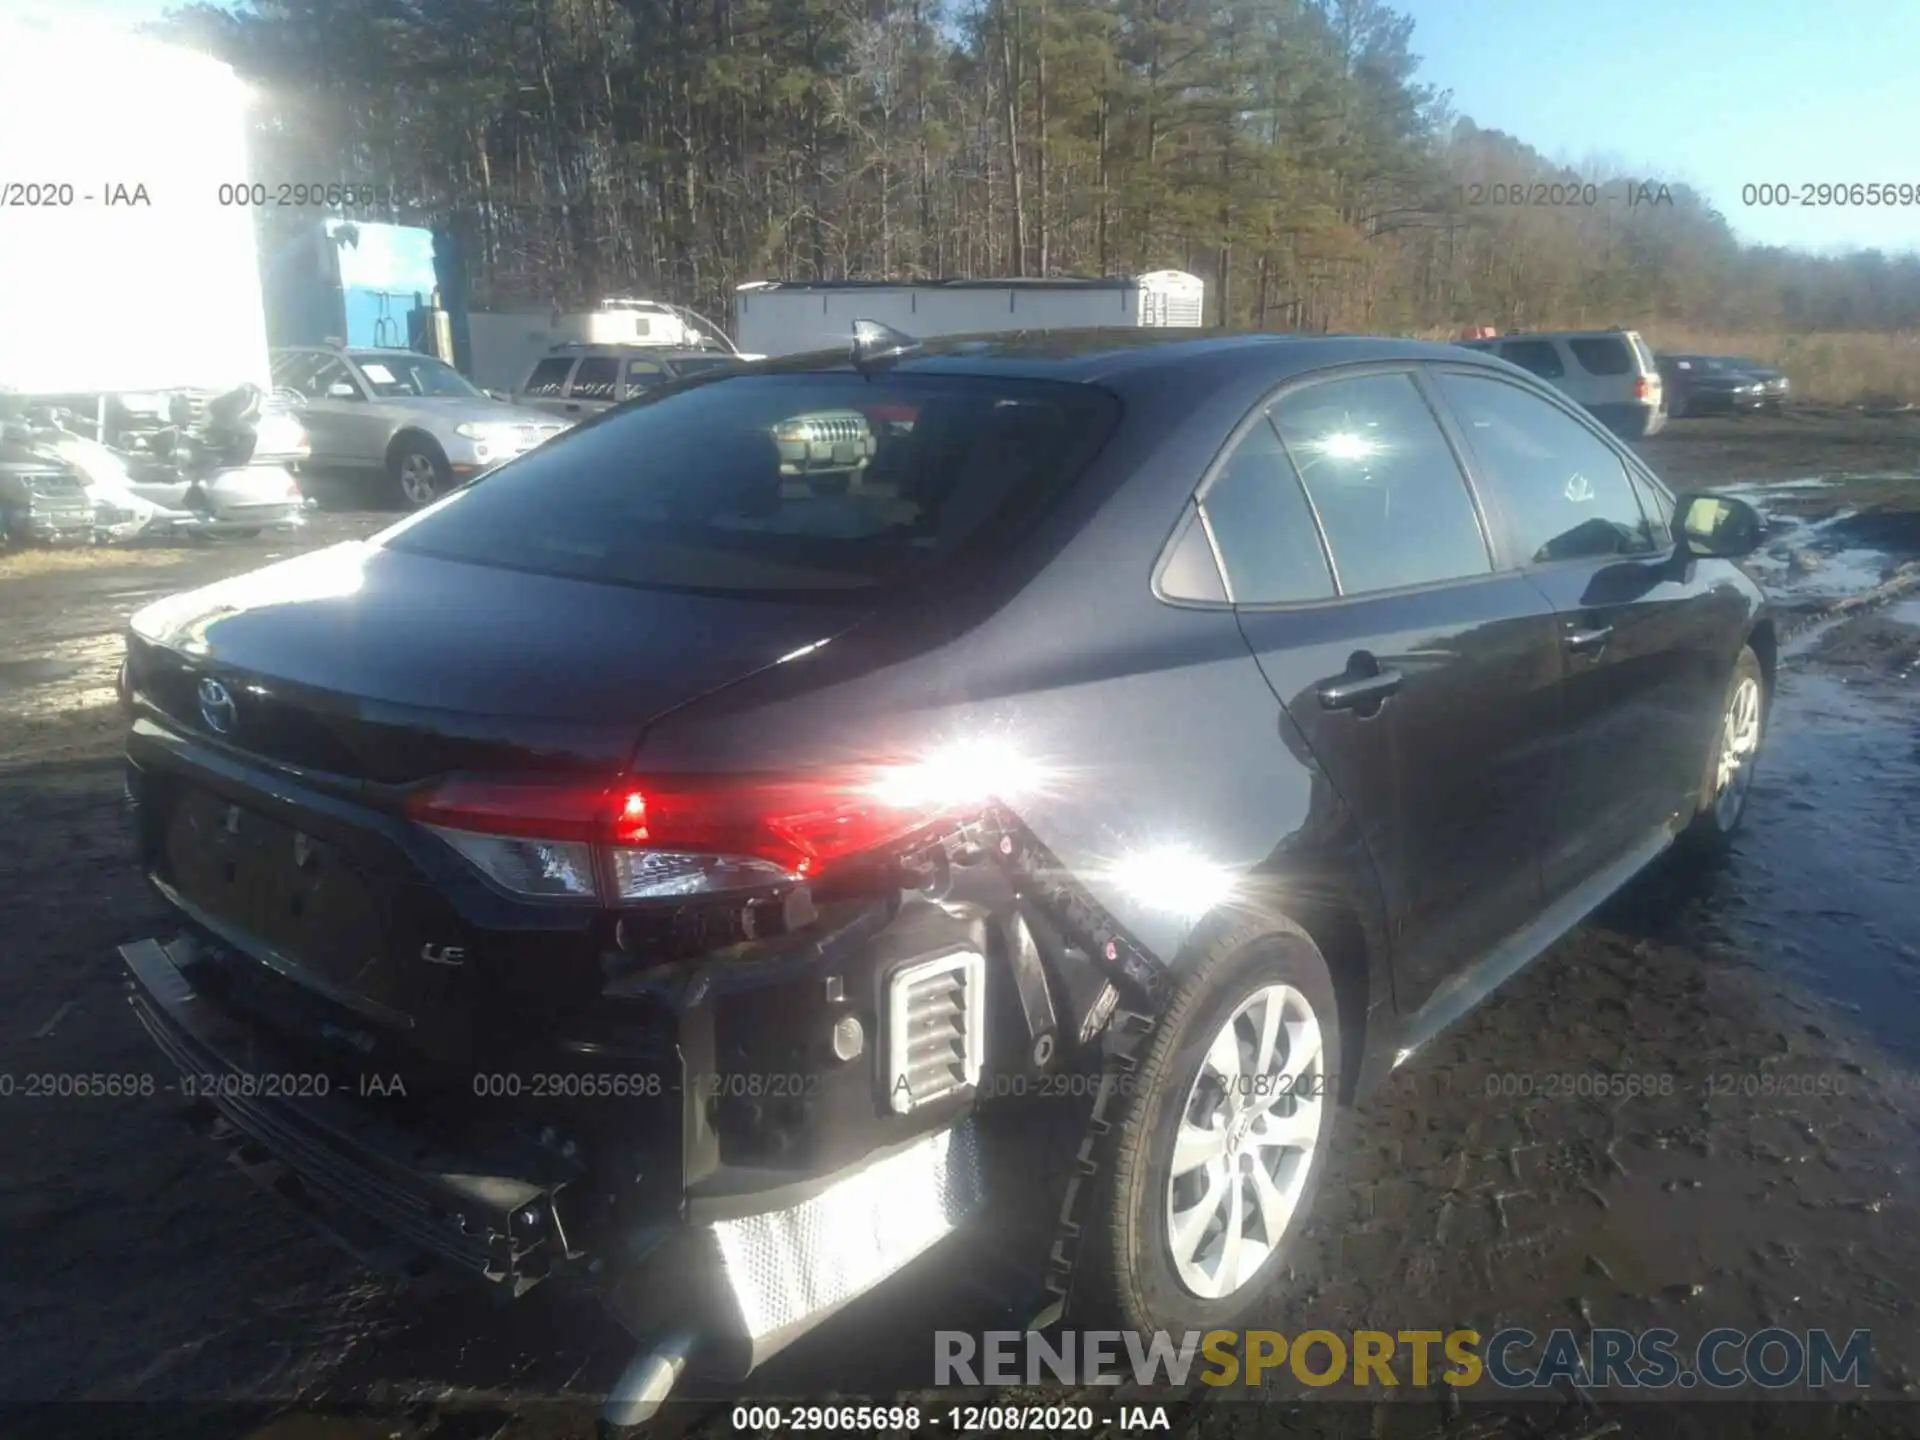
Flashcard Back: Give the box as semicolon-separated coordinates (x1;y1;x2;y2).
1079;916;1340;1332
1680;644;1765;859
388;437;449;509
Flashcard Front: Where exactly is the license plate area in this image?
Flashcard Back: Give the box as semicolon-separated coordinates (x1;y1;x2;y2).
161;788;420;1026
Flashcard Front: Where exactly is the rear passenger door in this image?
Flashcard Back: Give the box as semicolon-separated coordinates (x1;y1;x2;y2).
1205;369;1563;1019
1498;340;1565;386
565;355;621;416
1427;368;1742;901
622;358;668;403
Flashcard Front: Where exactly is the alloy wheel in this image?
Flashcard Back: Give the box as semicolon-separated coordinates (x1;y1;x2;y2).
398;453;439;506
1713;673;1763;829
1164;983;1325;1299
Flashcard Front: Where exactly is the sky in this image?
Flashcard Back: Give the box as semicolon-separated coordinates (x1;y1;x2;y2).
1395;0;1920;254
42;0;1920;257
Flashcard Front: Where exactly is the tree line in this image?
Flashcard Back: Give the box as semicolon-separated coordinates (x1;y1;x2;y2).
163;0;1920;341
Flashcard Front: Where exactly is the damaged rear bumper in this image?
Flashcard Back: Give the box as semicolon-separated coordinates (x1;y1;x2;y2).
122;935;577;1292
120;928;989;1377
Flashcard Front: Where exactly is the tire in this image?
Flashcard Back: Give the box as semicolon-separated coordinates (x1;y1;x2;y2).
388;437;450;509
1678;644;1766;860
1078;915;1341;1333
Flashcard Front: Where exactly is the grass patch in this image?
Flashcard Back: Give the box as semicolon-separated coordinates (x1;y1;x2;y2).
0;545;198;580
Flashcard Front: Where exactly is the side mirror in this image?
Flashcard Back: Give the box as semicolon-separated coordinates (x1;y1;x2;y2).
326;382;360;401
1673;491;1764;559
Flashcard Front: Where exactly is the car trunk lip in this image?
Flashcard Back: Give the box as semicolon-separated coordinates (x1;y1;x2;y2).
128;541;874;726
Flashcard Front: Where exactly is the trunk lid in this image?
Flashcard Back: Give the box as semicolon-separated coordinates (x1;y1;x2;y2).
128;540;871;783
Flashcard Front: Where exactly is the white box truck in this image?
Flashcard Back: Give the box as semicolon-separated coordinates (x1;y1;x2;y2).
732;271;1207;358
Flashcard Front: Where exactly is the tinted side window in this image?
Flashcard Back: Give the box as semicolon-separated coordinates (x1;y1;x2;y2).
1434;372;1658;564
306;357;355;400
271;352;320;394
524;357;574;397
569;356;620;399
1268;373;1491;595
1499;341;1565;379
1568;337;1631;375
1199;418;1334;604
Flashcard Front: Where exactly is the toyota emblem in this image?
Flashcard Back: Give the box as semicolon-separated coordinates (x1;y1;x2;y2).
196;677;238;735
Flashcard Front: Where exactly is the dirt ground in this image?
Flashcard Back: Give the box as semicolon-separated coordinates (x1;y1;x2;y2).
3;411;1919;1440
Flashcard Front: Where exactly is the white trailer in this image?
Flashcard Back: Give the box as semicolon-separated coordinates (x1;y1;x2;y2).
0;17;271;398
732;271;1207;358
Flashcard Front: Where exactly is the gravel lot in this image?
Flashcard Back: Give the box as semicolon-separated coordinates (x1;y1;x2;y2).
3;412;1919;1439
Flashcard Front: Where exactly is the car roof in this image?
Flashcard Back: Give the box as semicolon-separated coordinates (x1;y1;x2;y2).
740;329;1493;386
538;346;737;361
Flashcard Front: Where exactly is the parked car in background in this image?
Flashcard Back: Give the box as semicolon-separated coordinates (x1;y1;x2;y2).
1729;357;1790;411
0;428;94;547
513;343;750;419
118;329;1773;1425
1656;354;1768;418
1455;329;1665;439
271;346;571;508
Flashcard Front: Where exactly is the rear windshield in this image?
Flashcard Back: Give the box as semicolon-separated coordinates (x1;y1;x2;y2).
383;372;1118;593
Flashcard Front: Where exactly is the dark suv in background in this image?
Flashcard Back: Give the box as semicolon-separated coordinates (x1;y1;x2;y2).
1657;353;1769;418
116;331;1772;1423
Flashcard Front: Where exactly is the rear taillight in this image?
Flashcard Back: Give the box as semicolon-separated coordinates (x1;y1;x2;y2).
405;742;1041;904
1635;376;1657;401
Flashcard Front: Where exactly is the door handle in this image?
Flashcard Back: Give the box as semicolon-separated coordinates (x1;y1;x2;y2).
564;403;581;413
1318;668;1404;711
1565;623;1614;654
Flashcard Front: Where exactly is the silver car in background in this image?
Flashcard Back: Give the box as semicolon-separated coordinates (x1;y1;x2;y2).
513;342;750;420
270;346;571;508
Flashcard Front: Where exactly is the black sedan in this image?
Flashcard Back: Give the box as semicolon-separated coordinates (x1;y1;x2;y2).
1730;356;1791;411
115;329;1773;1419
1657;352;1769;417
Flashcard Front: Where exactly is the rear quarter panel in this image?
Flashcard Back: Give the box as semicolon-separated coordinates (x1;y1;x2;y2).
632;354;1392;985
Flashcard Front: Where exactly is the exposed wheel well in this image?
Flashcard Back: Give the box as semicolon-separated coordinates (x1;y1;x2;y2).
385;429;446;468
1191;877;1374;1106
1747;618;1778;711
1284;890;1372;1106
